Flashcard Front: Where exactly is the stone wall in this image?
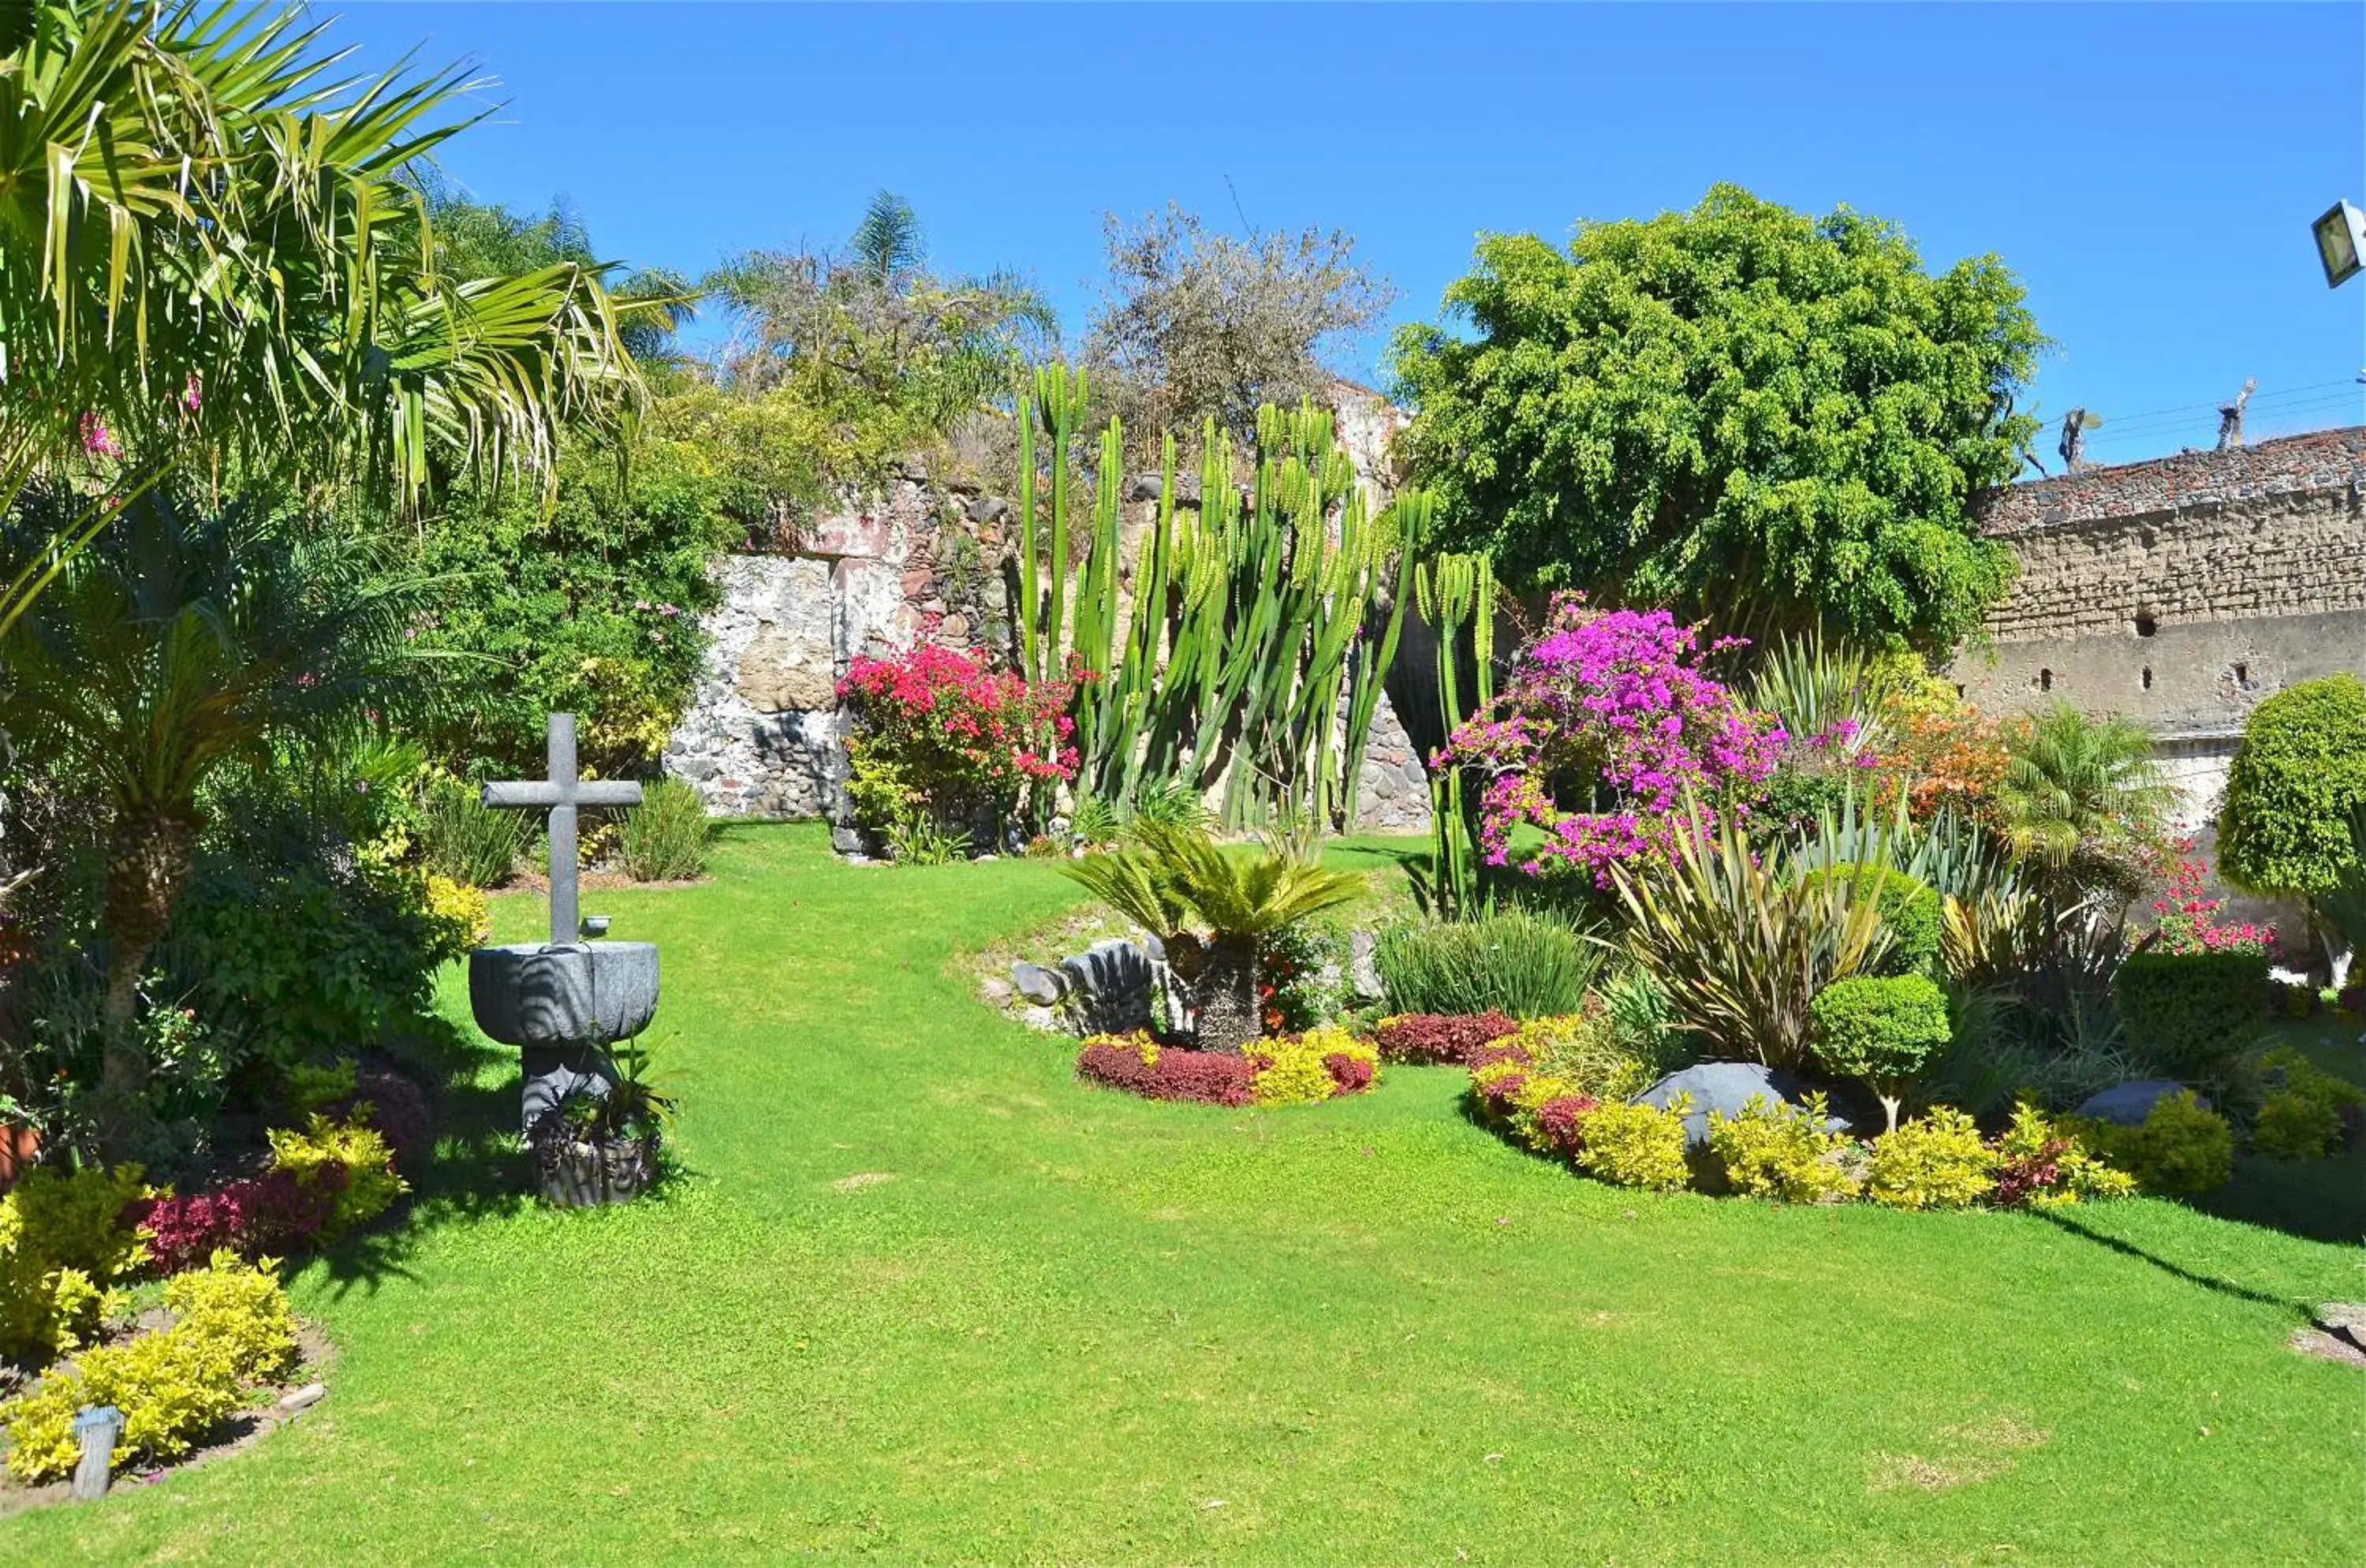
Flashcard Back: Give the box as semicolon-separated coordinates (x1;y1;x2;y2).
1955;426;2366;831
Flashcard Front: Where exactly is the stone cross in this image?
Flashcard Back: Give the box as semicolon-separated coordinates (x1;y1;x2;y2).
483;713;643;947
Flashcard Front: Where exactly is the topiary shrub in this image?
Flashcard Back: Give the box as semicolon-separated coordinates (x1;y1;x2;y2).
1800;862;1942;978
1808;973;1952;1132
2114;948;2267;1077
2217;674;2366;902
2067;1090;2234;1197
1707;1093;1862;1203
1367;1011;1521;1066
1866;1108;1997;1209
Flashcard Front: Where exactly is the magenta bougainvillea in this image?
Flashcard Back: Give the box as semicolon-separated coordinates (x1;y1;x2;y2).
1438;595;1782;885
838;646;1080;839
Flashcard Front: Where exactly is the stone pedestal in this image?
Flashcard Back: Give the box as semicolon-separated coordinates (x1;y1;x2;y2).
468;942;660;1134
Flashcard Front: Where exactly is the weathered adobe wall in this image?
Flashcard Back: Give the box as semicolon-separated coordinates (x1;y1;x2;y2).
1954;427;2366;951
1955;427;2366;829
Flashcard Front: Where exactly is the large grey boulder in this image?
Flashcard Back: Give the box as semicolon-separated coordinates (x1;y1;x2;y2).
1631;1062;1857;1150
2074;1080;2202;1127
1011;961;1069;1006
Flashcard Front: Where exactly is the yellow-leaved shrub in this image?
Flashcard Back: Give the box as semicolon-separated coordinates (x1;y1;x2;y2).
1867;1108;1997;1209
0;1164;148;1364
267;1114;406;1238
1574;1097;1692;1192
1707;1094;1863;1203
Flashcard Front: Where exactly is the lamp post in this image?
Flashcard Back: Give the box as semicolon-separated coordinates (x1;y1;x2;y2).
2313;200;2365;288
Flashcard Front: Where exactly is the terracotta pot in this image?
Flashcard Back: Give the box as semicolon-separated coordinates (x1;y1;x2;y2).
0;1123;39;1193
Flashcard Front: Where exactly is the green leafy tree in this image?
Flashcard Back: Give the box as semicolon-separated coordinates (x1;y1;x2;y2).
1390;185;2042;650
702;191;1054;518
0;483;427;1126
1085;203;1396;443
410;435;741;779
0;2;641;506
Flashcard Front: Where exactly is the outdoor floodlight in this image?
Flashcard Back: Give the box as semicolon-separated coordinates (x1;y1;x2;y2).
2313;200;2365;288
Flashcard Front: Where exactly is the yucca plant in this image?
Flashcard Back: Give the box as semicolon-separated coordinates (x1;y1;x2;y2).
1609;800;1894;1069
1063;824;1363;1051
1747;629;1893;762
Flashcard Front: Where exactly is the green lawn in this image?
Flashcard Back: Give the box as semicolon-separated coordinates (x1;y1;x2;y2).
8;823;2362;1564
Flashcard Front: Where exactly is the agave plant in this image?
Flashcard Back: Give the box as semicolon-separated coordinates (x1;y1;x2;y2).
1062;824;1363;1052
1609;799;1894;1069
0;481;431;1131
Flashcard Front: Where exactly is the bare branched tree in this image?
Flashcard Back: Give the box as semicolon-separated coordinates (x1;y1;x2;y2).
1085;204;1395;442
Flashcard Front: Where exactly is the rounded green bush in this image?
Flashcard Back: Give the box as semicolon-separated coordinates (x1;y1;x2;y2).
2114;949;2267;1077
2218;673;2366;899
1808;973;1951;1127
1800;862;1942;978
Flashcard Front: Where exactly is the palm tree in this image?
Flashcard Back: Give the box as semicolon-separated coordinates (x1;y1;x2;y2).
0;481;431;1124
1063;824;1363;1051
1;1;641;507
1993;705;2176;917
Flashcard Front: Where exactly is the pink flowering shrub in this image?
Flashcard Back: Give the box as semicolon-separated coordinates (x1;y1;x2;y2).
838;645;1080;842
1437;595;1784;885
2144;839;2275;956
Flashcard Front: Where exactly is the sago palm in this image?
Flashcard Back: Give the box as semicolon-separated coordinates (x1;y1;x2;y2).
0;481;430;1118
1062;823;1363;1052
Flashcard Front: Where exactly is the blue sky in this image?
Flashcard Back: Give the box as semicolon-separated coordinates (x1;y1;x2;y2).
338;2;2366;466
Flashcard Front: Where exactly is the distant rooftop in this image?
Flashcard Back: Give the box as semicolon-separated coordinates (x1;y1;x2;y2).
1981;426;2365;537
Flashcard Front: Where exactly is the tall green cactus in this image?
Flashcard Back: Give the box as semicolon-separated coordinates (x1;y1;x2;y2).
1012;377;1427;831
1413;551;1496;919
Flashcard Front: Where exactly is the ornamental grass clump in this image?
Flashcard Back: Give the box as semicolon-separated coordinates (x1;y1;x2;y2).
1373;909;1600;1019
620;778;713;881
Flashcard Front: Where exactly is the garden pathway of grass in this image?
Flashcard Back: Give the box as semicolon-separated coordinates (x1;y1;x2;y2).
9;824;2363;1564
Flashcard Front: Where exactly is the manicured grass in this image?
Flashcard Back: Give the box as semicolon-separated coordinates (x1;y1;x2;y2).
6;824;2361;1563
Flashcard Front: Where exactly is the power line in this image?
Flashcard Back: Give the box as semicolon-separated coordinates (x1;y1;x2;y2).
2079;390;2362;447
2067;379;2359;436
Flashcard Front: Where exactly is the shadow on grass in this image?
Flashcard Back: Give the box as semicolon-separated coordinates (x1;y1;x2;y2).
304;1023;532;1300
2032;1204;2323;1320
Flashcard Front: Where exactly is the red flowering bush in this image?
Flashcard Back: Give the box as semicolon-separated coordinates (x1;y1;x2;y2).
125;1167;346;1275
1437;595;1782;887
838;646;1079;846
1077;1036;1257;1106
2143;838;2276;956
1368;1011;1521;1066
